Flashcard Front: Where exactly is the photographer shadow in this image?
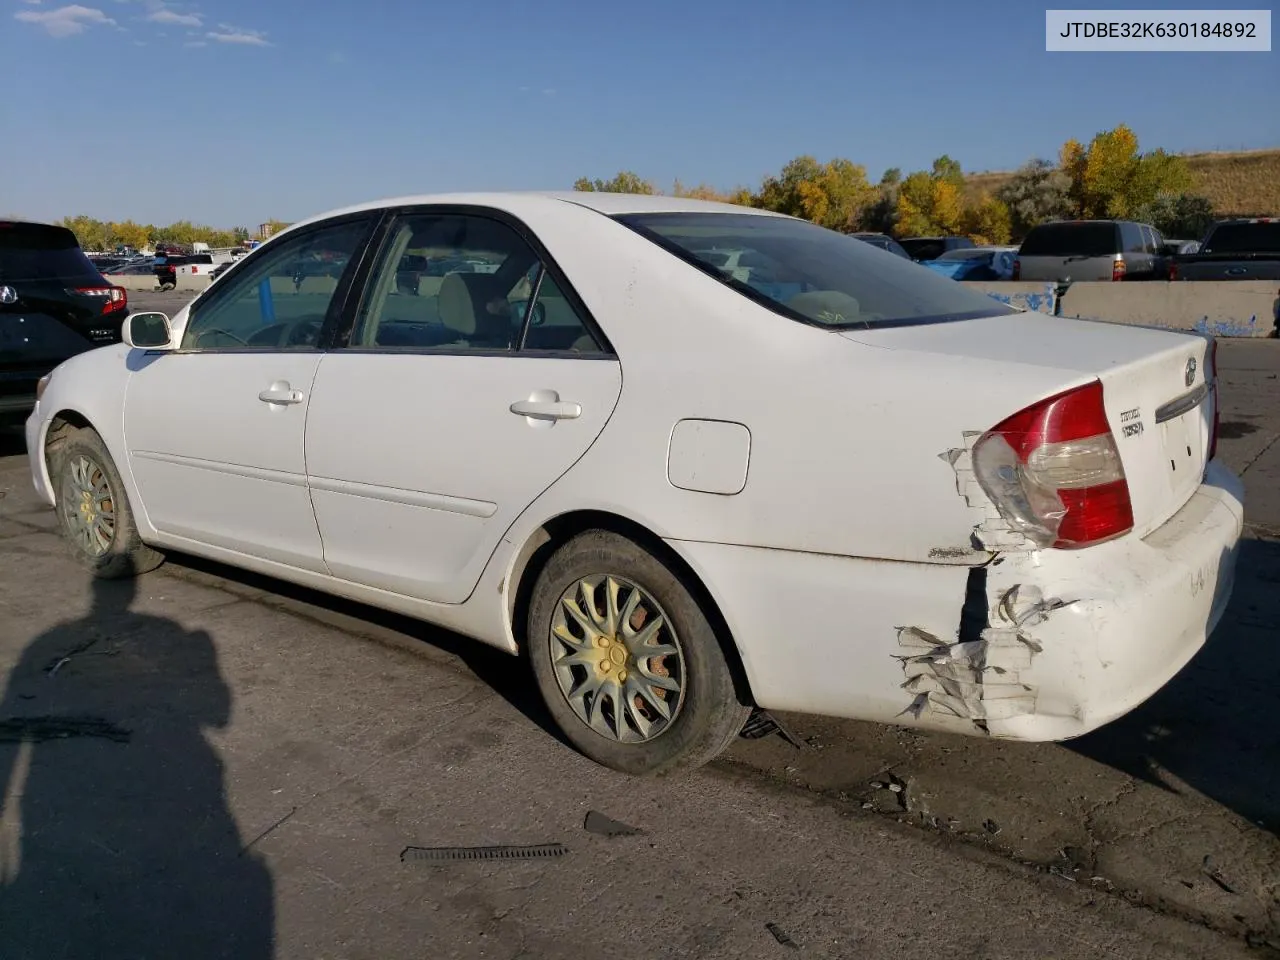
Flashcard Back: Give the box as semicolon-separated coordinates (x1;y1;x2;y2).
0;575;274;959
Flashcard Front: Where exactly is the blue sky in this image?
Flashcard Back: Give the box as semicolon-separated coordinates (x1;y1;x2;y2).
3;0;1276;228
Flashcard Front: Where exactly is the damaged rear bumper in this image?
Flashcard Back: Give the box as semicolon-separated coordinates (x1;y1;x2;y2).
975;459;1244;741
667;460;1243;742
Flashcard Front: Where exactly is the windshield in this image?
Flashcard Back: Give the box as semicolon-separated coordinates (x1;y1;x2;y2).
1019;222;1118;257
1201;222;1280;255
0;222;101;281
616;212;1014;329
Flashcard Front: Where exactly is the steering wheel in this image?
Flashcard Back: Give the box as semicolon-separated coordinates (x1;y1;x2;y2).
272;318;321;348
196;327;248;347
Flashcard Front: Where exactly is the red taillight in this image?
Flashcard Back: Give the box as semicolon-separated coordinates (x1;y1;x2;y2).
1112;257;1127;281
971;380;1134;549
74;285;128;315
1011;258;1021;280
1207;338;1220;461
1168;259;1178;281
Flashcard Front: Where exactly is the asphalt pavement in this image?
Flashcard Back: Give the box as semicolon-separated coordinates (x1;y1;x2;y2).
1;307;1277;958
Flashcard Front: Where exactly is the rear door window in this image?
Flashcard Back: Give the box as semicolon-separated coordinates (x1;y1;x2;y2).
1019;222;1119;257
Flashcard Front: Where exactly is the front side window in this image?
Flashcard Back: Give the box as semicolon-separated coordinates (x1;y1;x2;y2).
181;219;369;351
618;213;1013;329
351;213;601;353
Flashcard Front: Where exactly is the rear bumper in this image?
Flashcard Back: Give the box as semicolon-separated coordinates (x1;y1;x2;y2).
668;459;1244;741
985;459;1243;740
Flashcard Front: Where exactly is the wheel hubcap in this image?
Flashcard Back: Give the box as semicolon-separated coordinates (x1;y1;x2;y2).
549;575;686;743
59;455;116;558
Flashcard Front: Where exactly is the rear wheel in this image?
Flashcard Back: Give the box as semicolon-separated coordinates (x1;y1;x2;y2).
526;530;751;776
49;427;164;579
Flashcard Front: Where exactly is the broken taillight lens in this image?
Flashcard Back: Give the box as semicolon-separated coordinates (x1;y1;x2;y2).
972;380;1134;550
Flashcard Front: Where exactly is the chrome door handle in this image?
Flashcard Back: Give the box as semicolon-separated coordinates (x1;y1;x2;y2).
509;400;581;421
259;381;304;405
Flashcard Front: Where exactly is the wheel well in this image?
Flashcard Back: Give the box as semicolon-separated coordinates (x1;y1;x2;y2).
507;510;757;708
44;410;93;459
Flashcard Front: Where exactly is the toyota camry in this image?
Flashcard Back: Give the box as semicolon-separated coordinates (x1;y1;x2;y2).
25;192;1244;775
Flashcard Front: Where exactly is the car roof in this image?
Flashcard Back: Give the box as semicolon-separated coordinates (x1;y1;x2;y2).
276;191;788;238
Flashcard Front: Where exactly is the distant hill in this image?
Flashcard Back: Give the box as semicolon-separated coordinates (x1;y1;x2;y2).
964;148;1280;218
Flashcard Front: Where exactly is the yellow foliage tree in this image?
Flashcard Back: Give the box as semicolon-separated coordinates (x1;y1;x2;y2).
756;156;875;231
1059;124;1193;219
895;171;965;235
961;195;1012;245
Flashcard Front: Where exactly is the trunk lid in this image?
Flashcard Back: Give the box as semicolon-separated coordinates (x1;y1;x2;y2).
840;312;1215;540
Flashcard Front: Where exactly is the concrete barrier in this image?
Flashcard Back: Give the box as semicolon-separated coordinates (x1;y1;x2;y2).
105;274;159;291
174;272;212;292
961;281;1059;315
1058;281;1278;338
963;281;1279;337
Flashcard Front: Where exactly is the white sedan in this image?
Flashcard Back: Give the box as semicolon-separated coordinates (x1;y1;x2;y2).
25;192;1244;776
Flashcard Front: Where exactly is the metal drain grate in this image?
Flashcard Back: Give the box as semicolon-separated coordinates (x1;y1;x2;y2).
401;843;569;863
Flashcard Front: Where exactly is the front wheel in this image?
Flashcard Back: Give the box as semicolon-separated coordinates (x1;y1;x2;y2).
49;426;165;579
526;530;751;776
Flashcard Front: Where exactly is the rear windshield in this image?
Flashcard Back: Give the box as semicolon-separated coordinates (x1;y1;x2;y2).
1201;222;1280;255
617;212;1014;329
0;222;100;281
1019;222;1119;257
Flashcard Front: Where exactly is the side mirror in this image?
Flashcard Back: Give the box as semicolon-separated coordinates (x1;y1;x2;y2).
123;311;173;349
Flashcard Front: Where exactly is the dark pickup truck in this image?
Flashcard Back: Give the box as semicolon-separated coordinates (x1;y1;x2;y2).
1170;218;1280;281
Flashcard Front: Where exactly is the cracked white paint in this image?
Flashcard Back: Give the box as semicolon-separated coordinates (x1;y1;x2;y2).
897;584;1080;729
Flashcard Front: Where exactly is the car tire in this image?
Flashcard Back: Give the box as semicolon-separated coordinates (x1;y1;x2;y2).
49;426;164;579
526;529;751;776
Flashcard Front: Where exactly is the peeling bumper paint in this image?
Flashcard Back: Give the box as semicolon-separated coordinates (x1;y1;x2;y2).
665;461;1241;740
909;460;1244;741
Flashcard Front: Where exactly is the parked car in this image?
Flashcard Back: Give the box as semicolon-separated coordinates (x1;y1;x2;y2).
154;253;215;290
921;246;1019;281
0;220;127;425
25;193;1242;776
850;232;911;258
899;236;976;262
1013;220;1168;282
1169;218;1280;281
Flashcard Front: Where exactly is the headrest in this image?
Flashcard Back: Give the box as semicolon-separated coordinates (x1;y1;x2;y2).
437;272;513;343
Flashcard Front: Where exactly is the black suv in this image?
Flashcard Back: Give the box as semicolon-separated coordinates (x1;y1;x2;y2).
0;221;127;425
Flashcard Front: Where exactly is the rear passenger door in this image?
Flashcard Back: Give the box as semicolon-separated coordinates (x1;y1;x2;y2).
303;207;623;605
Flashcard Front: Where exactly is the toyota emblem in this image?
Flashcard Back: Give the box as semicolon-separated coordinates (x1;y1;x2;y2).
1185;357;1197;388
0;286;16;305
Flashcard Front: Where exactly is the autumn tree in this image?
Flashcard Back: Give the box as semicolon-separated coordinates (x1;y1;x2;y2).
894;169;965;236
1061;125;1193;219
996;158;1072;238
755;155;875;232
961;195;1012;245
573;171;657;194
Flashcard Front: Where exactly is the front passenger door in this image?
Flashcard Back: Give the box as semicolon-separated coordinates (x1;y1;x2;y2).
124;215;375;571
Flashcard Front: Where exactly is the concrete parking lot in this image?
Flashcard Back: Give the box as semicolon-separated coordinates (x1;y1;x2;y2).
1;297;1277;958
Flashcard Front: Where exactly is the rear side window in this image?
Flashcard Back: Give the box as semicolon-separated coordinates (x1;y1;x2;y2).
618;212;1014;330
1019;222;1119;258
1202;222;1280;254
0;222;100;281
